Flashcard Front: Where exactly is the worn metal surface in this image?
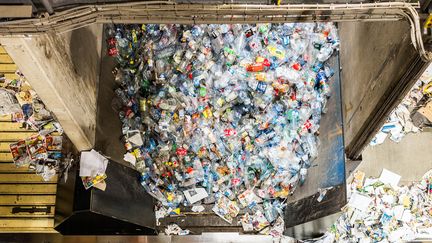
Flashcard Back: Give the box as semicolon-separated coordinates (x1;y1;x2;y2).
283;53;345;231
90;161;156;230
0;24;103;151
55;160;157;235
285;211;341;239
288;54;345;202
340;21;431;159
0;52;58;233
94;26;129;165
0;5;32;18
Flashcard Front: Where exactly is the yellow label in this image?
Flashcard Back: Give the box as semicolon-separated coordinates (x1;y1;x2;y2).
172;208;181;215
256;56;265;63
173;113;179;123
425;14;432;29
216;98;225;107
256;73;266;81
203;107;213;118
402;195;410;207
267;45;285;59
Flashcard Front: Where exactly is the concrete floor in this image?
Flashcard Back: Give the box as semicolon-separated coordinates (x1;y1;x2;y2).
358;129;432;185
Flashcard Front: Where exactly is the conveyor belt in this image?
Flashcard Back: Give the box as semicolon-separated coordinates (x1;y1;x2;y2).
0;49;56;233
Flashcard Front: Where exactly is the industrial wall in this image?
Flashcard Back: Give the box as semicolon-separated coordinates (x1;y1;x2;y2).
339;21;429;158
0;24;103;150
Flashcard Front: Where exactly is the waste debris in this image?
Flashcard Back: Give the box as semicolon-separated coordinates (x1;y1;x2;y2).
307;169;432;242
108;23;339;234
191;205;205;213
1;71;66;181
371;64;432;146
79;149;109;190
164;223;190;235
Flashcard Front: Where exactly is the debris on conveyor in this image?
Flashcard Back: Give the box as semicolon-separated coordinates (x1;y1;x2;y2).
164;223;190;236
79;149;109;190
1;72;66;181
371;64;432;146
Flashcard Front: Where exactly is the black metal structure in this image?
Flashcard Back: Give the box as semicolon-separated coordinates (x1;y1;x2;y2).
54;160;157;235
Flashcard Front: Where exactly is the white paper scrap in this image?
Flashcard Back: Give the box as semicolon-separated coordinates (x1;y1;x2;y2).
370;131;388;146
191;205;205;212
379;169;401;187
0;89;21;115
393;205;404;221
183;188;208;204
79;149;108;177
123;152;136;166
127;130;143;146
401;210;412;222
348;192;372;212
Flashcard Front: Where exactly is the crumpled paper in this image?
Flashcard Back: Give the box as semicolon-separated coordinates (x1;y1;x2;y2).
371;65;432;146
164;223;190;235
310;169;432;242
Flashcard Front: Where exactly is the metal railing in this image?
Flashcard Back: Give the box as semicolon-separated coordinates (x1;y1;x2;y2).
0;1;430;60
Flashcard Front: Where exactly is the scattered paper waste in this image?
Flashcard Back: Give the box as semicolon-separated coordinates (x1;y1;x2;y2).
240;213;254;232
155;207;168;226
348;192;372;212
183;188;209;204
378;168;401;188
371;64;432;146
309;169;432;242
123;152;136;166
0;88;21;115
1;71;66;181
212;195;240;224
79;150;108;190
164;223;190;235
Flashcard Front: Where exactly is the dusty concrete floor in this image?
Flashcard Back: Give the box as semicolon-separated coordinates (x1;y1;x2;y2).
358;129;432;185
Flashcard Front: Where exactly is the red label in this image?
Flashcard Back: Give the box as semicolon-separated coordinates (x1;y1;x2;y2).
231;178;241;185
224;129;237;137
108;48;118;56
304;120;312;130
176;148;187;156
107;37;117;46
246;63;264;72
186;167;194;174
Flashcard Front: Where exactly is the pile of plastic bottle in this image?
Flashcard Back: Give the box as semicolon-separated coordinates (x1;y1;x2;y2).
108;23;339;232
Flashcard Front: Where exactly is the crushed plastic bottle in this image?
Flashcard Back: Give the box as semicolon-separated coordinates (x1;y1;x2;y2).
108;23;339;234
